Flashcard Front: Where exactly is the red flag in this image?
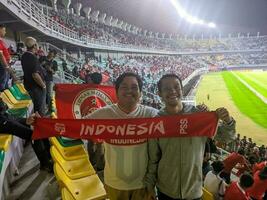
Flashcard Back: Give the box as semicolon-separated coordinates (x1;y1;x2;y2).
32;112;219;144
55;84;117;119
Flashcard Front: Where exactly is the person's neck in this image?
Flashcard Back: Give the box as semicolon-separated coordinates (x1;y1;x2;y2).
27;49;35;54
165;102;183;115
118;103;137;114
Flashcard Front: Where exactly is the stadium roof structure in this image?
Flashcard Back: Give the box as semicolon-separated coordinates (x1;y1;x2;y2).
77;0;267;35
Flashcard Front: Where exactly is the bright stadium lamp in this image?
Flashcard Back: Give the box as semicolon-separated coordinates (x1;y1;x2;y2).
208;22;216;28
170;0;217;28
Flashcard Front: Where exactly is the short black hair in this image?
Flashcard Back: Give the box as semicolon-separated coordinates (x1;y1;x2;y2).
89;72;102;84
157;74;183;93
239;173;254;188
49;49;57;55
115;72;143;92
0;24;6;28
238;148;245;155
211;161;224;174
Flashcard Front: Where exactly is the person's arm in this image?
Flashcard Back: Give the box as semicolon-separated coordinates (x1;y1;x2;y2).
214;107;236;143
0;51;18;82
144;139;161;196
32;73;46;89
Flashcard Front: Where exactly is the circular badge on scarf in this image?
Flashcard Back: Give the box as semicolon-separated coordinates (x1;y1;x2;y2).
72;89;113;119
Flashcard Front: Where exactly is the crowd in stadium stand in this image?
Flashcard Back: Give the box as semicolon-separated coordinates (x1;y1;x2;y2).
45;6;267;52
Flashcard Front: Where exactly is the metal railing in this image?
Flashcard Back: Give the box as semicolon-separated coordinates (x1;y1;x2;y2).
1;0;267;55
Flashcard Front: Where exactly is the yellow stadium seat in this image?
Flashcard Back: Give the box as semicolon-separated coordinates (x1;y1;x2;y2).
0;92;28;109
0;135;13;151
50;146;95;179
3;89;32;105
54;163;107;200
50;137;88;161
51;112;57;119
202;187;215;200
61;188;75;200
16;83;28;94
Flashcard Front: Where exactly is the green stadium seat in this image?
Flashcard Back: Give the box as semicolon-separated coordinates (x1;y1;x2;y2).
57;137;84;147
6;107;28;118
9;85;31;100
0;150;5;173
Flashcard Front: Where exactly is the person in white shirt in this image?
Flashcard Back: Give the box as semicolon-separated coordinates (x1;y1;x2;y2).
204;160;227;199
88;72;158;200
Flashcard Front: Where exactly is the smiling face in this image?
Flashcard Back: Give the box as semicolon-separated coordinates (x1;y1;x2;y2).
158;77;183;107
117;76;141;109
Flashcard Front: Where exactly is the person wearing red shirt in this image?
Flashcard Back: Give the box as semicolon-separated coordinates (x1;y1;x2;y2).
224;173;254;200
0;24;18;91
220;148;249;183
247;166;267;200
253;161;267;174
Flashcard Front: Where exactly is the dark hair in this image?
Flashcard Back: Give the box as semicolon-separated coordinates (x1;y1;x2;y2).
0;24;6;29
211;161;224;174
115;72;143;92
49;49;57;55
239;173;254;188
157;74;183;92
259;166;267;180
248;156;256;165
89;72;102;84
238;148;245;155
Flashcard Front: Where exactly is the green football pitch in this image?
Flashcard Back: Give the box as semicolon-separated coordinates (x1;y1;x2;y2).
196;71;267;145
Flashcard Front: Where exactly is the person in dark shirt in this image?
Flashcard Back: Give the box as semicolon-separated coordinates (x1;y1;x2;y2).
21;37;52;169
0;98;53;172
21;37;46;116
39;49;57;113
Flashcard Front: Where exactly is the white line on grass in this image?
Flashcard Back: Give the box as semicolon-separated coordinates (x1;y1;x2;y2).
231;72;267;104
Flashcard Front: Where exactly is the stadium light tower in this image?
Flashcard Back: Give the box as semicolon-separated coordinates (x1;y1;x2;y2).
170;0;217;28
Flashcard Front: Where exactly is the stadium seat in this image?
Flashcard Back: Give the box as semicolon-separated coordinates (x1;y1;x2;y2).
0;135;13;151
16;83;28;94
202;187;215;200
0;92;29;109
61;187;75;200
6;107;28;118
50;137;87;161
57;137;84;147
9;86;31;100
2;89;32;105
51;112;57;119
0;150;5;173
54;163;107;200
50;146;95;179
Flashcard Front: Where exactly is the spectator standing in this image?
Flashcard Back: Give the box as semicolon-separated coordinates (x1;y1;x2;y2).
0;24;18;91
145;74;236;200
21;37;52;169
87;72;158;200
220;148;250;184
39;49;57;113
21;37;46;116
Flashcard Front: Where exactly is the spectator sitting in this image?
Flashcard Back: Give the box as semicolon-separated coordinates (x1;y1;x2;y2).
247;166;267;199
85;72;102;84
0;98;53;172
204;161;227;199
224;173;254;200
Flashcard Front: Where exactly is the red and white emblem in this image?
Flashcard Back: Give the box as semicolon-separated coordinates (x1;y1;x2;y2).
72;89;113;119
